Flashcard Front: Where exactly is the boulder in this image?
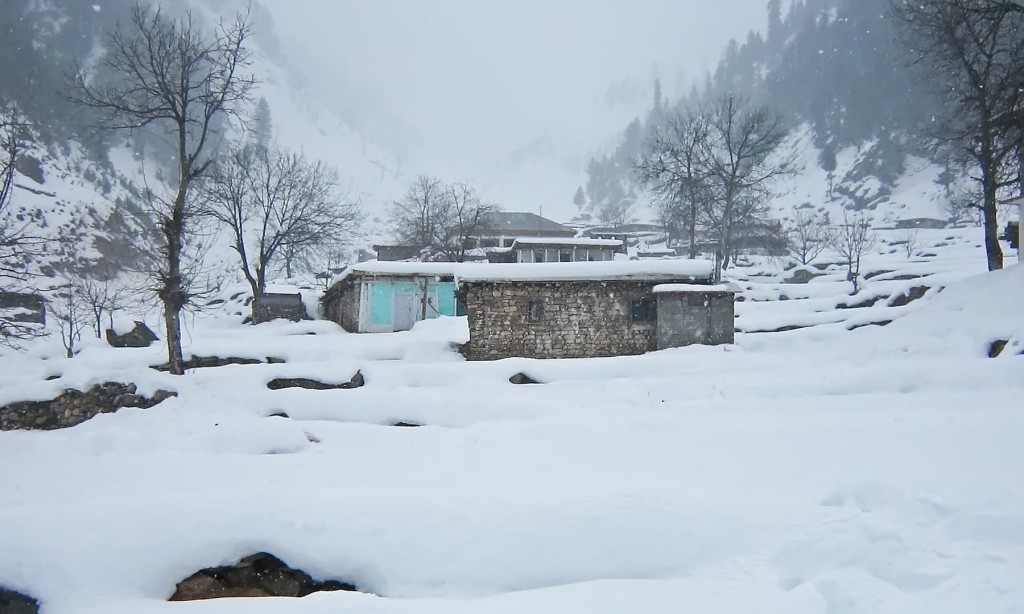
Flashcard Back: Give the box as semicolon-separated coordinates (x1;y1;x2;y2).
0;587;39;614
509;372;542;385
106;321;159;348
170;553;358;601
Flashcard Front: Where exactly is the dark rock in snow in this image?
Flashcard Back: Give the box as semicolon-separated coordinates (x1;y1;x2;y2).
151;355;264;372
0;587;39;614
989;339;1009;358
266;371;364;391
169;552;358;601
392;421;422;428
888;286;930;307
105;320;159;348
509;372;542;385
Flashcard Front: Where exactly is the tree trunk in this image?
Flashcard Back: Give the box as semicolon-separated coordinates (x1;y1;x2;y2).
983;165;1005;271
162;187;187;376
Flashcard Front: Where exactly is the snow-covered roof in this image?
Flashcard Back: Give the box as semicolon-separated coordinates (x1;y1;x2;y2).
653;283;739;294
511;237;623;248
456;260;714;283
331;260;715;286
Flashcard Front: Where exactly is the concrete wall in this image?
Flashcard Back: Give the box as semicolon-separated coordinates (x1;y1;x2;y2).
463;280;660;360
656;291;735;349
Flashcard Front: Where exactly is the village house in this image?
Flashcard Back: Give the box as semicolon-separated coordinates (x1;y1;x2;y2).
473;212;576;248
321;260;736;359
486;237;623;263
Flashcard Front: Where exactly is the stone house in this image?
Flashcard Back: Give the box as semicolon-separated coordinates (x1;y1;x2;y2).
457;260;733;360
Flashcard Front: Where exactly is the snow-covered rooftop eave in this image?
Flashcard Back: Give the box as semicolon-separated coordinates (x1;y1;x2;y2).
653;282;740;294
329;260;716;287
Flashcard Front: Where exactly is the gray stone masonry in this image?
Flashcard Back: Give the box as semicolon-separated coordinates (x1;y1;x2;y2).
464;280;661;360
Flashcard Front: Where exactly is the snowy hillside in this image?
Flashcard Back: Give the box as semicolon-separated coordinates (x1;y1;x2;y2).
0;224;1021;613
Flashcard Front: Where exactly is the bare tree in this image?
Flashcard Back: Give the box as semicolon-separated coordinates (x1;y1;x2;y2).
75;274;132;338
896;228;920;259
434;182;499;262
390;176;499;261
49;285;88;358
786;210;828;265
703;93;792;278
0;107;46;345
892;0;1024;271
206;143;359;316
69;5;256;374
637;108;713;258
390;175;448;250
827;210;877;293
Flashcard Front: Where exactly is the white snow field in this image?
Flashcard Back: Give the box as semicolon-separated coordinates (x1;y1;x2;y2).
1;238;1022;613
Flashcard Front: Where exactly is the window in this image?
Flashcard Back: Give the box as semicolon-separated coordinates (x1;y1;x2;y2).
533;249;546;263
631;296;657;323
527;300;545;322
559;249;573;262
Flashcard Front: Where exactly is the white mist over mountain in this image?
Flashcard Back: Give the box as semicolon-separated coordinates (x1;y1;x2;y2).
259;0;767;219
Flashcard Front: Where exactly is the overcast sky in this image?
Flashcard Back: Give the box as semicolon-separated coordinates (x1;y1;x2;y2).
259;0;769;207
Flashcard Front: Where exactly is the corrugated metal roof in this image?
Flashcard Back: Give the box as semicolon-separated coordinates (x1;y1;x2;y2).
482;212;573;234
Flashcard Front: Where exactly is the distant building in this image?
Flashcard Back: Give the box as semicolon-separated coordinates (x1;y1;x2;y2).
372;244;425;262
473;212;576;248
486;237;622;263
895;217;947;230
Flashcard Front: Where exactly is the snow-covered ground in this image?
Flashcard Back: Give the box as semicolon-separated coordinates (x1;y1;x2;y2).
0;229;1022;614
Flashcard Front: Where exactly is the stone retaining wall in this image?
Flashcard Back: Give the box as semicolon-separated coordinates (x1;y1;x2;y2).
0;383;176;431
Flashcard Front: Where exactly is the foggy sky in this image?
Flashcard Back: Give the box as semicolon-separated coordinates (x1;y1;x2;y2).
261;1;768;204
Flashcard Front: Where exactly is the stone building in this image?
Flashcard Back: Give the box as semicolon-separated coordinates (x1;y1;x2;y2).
457;260;733;360
322;260;736;359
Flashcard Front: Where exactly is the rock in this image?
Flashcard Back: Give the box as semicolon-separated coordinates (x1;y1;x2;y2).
151;356;264;372
267;371;364;391
509;372;542;385
989;339;1009;358
392;421;422;428
0;587;39;614
169;552;358;601
888;286;931;307
105;321;159;348
0;382;177;431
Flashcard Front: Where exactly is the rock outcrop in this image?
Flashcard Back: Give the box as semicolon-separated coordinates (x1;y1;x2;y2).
0;587;39;614
267;371;364;391
105;321;159;348
170;553;358;600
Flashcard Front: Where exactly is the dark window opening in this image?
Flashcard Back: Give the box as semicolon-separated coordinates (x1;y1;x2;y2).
533;249;546;263
631;296;657;323
527;300;545;322
559;249;572;262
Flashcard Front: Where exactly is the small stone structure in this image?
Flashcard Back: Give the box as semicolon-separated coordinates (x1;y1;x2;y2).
653;284;736;349
254;293;308;323
106;320;159;348
0;383;177;431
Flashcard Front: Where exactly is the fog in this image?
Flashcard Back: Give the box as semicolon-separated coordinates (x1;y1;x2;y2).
261;1;768;209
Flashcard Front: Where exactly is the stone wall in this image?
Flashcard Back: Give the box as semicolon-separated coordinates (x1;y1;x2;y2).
464;280;660;360
321;281;361;332
0;383;176;431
